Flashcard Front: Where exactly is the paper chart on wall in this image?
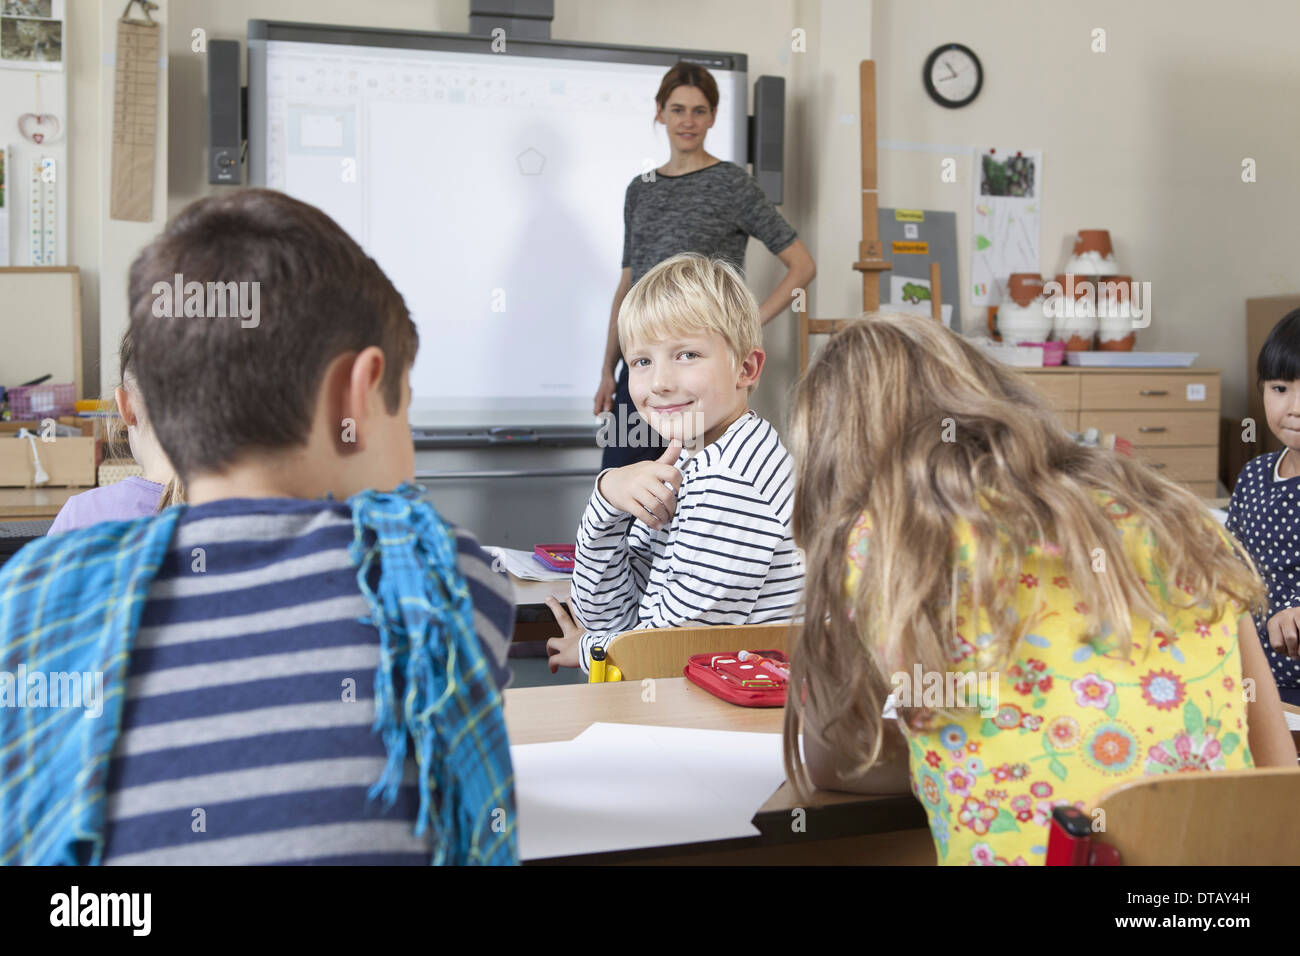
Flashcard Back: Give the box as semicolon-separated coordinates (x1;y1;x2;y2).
971;147;1042;306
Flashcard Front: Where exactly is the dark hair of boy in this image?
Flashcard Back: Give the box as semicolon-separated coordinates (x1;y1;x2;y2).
126;188;418;482
1257;307;1300;387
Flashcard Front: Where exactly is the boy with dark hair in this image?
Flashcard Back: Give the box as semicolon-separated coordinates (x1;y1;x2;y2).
0;189;517;866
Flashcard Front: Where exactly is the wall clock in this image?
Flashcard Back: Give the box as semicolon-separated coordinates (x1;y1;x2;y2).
924;43;983;108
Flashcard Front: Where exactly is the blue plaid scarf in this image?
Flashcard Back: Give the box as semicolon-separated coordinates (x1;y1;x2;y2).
0;483;517;865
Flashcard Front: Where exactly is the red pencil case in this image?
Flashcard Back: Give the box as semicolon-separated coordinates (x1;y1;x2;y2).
533;543;575;572
683;650;788;707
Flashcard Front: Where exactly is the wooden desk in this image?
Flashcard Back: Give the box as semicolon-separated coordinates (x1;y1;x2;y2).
509;574;570;606
0;487;76;519
503;677;933;865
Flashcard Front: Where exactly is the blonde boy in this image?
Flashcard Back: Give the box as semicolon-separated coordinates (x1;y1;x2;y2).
547;254;803;672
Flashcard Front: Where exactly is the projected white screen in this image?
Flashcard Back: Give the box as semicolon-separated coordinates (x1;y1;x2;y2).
261;40;743;428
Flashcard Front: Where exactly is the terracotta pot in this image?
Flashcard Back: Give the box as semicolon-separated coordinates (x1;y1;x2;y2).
1053;274;1093;300
1050;275;1098;350
997;300;1052;346
1007;273;1046;307
1097;275;1132;310
1073;230;1114;259
1096;331;1136;351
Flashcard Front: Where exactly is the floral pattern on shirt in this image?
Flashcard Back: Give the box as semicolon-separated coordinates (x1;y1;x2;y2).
845;498;1253;865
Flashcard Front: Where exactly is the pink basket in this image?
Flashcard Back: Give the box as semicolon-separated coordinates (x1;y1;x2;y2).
8;383;75;420
1023;341;1066;366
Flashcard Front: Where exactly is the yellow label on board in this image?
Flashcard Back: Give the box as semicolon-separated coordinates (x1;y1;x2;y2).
892;241;929;255
895;209;925;222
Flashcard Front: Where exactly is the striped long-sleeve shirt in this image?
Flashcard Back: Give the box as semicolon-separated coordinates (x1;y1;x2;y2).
571;411;803;671
99;496;514;865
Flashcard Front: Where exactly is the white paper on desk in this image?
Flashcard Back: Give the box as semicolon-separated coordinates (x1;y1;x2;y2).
482;546;570;582
510;722;786;860
1285;710;1300;732
1208;508;1228;528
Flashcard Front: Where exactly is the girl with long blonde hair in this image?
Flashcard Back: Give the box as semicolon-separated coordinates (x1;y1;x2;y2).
784;314;1295;865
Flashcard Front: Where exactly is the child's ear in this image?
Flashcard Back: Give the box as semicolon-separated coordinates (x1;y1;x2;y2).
115;385;138;428
737;348;765;388
340;347;388;448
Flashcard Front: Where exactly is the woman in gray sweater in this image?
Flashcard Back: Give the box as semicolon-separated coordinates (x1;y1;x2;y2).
593;61;816;469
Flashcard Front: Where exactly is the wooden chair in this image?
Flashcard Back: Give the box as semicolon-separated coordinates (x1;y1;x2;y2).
1082;767;1300;865
602;621;796;681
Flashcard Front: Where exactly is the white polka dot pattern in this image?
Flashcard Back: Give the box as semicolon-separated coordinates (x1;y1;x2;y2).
1227;451;1300;690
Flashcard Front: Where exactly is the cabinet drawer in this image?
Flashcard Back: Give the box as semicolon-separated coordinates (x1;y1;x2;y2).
1055;410;1079;432
1078;410;1218;446
1132;445;1218;481
1021;372;1080;412
1080;373;1220;411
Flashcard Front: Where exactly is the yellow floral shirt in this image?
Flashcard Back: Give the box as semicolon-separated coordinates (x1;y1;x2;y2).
845;497;1253;866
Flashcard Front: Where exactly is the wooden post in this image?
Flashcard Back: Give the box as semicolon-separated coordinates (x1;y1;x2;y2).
852;61;891;313
801;60;891;372
930;261;942;322
798;311;809;372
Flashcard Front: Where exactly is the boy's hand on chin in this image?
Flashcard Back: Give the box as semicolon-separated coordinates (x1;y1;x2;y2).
597;439;683;530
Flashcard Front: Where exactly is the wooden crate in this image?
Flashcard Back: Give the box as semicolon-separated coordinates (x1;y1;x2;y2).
0;436;97;488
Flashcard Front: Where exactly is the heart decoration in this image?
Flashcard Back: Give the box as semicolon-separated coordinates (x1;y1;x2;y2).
18;113;61;145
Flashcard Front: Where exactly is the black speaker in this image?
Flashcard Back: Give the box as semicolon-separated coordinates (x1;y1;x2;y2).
208;39;242;185
749;76;785;205
468;0;554;40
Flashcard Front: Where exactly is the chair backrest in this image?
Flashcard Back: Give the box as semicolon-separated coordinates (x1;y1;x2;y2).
1092;767;1300;864
603;622;795;681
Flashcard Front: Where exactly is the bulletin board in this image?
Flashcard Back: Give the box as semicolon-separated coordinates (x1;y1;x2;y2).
877;208;961;331
0;266;84;397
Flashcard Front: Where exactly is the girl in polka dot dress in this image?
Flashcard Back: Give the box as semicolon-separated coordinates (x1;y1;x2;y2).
1227;308;1300;705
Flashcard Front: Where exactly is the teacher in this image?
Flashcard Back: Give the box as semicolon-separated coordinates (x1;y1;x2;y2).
594;61;817;469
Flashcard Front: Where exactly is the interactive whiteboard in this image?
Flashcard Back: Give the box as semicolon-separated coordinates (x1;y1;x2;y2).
248;21;747;432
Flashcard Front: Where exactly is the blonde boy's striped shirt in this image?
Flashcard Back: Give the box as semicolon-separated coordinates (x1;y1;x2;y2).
570;411;803;671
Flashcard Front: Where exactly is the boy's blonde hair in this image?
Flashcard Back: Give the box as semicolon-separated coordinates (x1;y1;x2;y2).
782;313;1267;797
618;253;759;369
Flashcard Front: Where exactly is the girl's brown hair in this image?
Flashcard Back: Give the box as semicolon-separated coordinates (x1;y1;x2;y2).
655;61;718;113
782;314;1266;795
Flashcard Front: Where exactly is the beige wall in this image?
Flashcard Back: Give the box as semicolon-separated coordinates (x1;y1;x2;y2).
872;0;1300;420
66;0;170;397
69;0;1295;424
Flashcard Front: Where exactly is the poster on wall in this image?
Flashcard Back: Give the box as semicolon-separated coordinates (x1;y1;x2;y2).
970;147;1042;306
0;0;63;71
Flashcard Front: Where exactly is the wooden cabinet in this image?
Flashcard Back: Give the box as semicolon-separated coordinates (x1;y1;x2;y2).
1019;367;1221;497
